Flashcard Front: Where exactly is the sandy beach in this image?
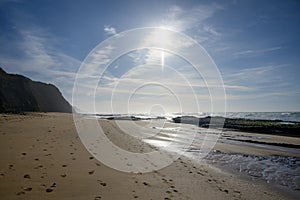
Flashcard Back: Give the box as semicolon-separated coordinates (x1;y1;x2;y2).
0;113;298;200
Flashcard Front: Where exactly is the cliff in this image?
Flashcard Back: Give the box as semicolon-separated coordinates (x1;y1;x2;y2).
0;67;72;113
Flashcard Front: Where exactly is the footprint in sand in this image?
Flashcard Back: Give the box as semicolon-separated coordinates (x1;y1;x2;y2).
23;187;32;192
142;182;149;186
60;174;67;178
88;170;95;175
34;165;43;169
16;191;25;195
46;188;53;193
24;174;30;179
94;196;102;200
234;190;241;194
97;180;107;187
46;182;56;193
197;172;204;176
100;182;107;186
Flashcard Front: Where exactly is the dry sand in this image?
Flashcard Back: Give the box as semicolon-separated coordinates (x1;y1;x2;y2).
0;113;297;199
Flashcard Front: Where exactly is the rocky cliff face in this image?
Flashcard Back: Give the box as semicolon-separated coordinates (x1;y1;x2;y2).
0;67;72;113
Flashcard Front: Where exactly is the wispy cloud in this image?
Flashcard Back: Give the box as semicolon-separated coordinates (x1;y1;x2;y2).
226;90;300;101
163;4;221;31
162;4;223;43
221;63;298;104
233;46;282;57
0;25;81;101
226;64;286;80
128;3;223;69
124;4;223;70
104;25;117;35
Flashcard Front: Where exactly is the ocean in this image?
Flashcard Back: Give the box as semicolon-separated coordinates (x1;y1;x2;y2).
142;124;300;195
95;112;300;122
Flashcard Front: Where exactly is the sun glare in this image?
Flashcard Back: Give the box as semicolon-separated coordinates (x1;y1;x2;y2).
161;51;165;71
159;25;177;31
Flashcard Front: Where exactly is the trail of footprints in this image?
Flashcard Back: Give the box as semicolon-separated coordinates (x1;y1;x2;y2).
127;171;180;200
3;125;86;196
177;158;242;199
2;123;242;199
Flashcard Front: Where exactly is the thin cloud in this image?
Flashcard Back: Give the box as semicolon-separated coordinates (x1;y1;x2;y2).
104;25;117;35
0;25;81;101
227;90;300;100
226;64;286;80
129;3;223;67
233;46;282;57
162;4;222;43
164;4;222;31
221;63;296;103
128;4;223;68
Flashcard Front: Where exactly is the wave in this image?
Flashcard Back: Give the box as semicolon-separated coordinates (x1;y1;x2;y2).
203;152;300;192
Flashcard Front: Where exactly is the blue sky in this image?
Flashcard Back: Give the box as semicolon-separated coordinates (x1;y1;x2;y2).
0;0;299;113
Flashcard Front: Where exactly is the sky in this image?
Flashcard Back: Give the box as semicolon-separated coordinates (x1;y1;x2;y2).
0;0;300;113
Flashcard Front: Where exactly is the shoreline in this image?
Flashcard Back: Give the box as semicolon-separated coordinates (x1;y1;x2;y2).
0;113;298;199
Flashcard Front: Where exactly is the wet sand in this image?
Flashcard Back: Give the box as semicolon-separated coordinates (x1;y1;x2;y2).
0;113;297;199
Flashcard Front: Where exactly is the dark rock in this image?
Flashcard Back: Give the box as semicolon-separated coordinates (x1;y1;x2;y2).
172;115;300;137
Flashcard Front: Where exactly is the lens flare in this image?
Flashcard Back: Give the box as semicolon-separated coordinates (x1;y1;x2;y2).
161;51;165;71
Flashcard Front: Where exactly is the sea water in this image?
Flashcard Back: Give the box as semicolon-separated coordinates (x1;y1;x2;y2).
142;124;300;195
95;112;300;122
